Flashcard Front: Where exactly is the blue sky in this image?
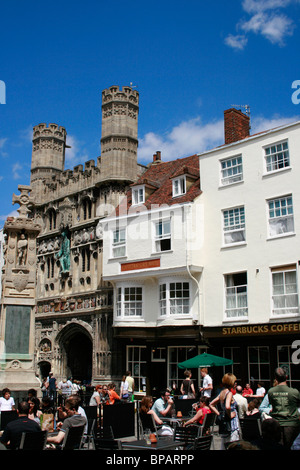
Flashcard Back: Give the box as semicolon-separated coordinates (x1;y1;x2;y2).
1;0;300;229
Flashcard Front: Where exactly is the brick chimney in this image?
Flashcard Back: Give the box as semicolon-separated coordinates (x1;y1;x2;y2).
153;151;162;162
224;108;250;145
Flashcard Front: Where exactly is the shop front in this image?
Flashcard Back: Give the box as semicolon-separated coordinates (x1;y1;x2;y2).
203;321;300;391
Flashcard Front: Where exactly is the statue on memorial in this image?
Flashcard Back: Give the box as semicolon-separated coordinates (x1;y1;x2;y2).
55;229;70;274
17;234;28;266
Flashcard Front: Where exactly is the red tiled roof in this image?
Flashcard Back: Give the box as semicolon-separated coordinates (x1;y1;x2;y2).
116;154;201;216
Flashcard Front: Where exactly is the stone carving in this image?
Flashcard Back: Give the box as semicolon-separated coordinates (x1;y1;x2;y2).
12;185;35;218
17;234;28;265
13;270;29;292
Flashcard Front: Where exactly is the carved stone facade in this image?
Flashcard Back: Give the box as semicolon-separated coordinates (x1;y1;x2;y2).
1;86;146;390
0;186;42;392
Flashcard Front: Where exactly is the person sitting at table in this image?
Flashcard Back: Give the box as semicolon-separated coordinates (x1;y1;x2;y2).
57;394;88;435
89;384;102;406
47;396;87;447
245;398;261;419
0;401;41;449
107;383;120;404
0;388;15;411
183;396;211;428
27;396;43;424
152;389;174;419
140;396;173;436
255;382;266;397
242;383;254;397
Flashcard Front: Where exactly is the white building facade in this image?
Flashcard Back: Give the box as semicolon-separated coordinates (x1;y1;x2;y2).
199;118;300;389
101;154;207;394
102;110;300;394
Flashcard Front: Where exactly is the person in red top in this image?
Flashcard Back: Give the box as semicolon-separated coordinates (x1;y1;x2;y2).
107;383;120;404
242;383;254;397
183;397;211;427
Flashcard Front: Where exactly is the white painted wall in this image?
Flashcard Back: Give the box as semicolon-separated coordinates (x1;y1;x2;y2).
102;198;203;327
199;121;300;327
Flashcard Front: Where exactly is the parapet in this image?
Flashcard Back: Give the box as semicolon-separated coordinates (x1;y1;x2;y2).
33;123;67;142
102;85;139;105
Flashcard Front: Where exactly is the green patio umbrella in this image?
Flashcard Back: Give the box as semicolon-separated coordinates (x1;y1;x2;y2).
177;352;233;369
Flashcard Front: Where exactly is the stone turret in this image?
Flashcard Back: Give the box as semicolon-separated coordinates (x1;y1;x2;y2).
100;85;139;182
30;123;68;201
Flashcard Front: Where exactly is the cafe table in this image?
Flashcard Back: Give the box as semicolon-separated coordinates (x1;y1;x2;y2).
121;438;184;451
162;416;190;426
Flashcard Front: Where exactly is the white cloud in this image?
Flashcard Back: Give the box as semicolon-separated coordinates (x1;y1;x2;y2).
65;135;89;167
240;12;294;45
0;138;8;157
224;34;248;50
225;0;298;48
12;162;23;180
138;112;300;164
138;117;224;163
242;0;293;14
251;114;300;133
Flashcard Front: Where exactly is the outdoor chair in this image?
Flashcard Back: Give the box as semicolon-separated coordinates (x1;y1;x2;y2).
0;410;18;430
19;430;48;450
173;424;201;449
94;437;122;450
82;405;98;420
60;425;85;450
94;424;122;450
239;418;262;442
199;412;217;438
193;434;213;451
139;412;159;437
95;425;114;439
84;418;96;449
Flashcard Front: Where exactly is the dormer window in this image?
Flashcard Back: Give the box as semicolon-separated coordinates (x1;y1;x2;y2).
132;185;145;205
172;176;186;197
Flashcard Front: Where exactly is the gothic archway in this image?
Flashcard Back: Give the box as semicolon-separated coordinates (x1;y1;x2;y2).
56;322;93;383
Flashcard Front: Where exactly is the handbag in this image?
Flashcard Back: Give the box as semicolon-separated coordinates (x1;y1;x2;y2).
217;410;232;436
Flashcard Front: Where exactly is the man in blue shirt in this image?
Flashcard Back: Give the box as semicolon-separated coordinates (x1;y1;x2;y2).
152;389;174;419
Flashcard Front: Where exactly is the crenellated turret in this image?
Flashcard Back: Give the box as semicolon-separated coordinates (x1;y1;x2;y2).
100;85;139;182
30;123;69;200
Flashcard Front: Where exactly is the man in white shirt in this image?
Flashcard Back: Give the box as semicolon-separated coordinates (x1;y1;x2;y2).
199;368;213;398
234;385;248;419
0;388;15;411
256;382;266;397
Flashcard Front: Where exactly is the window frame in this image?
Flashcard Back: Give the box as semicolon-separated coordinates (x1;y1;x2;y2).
267;194;294;239
271;265;299;317
111;227;126;258
264;140;290;174
224;272;248;320
220;154;243;186
222;206;246;246
158;280;191;317
132;185;145;206
154;218;172;253
116;285;144;319
172;176;186;197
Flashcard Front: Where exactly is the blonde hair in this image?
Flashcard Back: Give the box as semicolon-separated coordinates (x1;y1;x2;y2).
222;373;237;389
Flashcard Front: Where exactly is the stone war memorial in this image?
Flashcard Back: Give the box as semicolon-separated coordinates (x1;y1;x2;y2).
0;185;41;396
0;85;146;398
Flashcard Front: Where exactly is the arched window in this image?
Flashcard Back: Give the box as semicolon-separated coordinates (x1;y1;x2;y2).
82;198;92;220
81;247;91;272
48;209;57;231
